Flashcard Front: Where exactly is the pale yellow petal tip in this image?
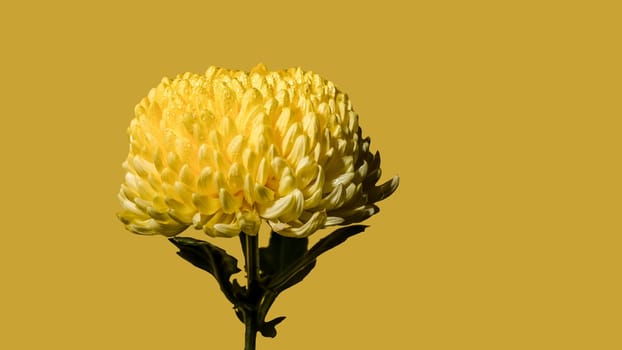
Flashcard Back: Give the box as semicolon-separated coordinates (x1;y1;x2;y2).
389;175;400;195
250;63;269;74
126;220;189;237
118;64;399;238
269;210;327;238
213;222;242;237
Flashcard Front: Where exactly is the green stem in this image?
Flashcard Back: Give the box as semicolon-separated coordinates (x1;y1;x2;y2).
244;307;258;350
243;234;259;350
244;234;259;286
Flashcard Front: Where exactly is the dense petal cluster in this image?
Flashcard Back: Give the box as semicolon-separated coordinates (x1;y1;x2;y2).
118;64;399;238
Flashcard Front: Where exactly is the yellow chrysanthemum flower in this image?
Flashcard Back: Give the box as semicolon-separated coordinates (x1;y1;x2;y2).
118;64;399;238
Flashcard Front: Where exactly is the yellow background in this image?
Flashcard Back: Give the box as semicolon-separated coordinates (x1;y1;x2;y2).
1;1;620;349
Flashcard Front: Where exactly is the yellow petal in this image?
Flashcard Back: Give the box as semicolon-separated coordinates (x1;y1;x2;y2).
192;194;220;215
197;167;215;193
303;189;322;209
278;168;297;196
214;220;241;237
368;175;400;203
259;189;304;221
227;135;244;161
255;157;269;186
320;184;346;210
286;135;308;165
254;183;275;204
219;188;242;214
227;162;244;192
275;210;327;238
179;164;195;187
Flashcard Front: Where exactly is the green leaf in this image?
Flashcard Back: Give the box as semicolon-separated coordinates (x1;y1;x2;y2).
306;225;368;259
234;307;245;323
169;237;241;305
259;316;287;338
277;259;316;291
170;237;241;276
231;279;248;302
267;225;368;292
259;232;308;278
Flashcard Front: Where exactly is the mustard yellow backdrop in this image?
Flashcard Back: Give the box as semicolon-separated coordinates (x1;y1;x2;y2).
1;1;620;349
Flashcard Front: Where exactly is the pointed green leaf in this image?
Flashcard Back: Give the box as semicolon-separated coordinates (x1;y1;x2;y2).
234;307;245;323
267;225;368;291
277;259;316;291
231;278;246;296
169;237;241;305
169;237;241;276
259;232;308;277
259;316;287;338
306;225;368;259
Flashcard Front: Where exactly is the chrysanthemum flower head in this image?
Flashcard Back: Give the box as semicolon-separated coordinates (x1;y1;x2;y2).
118;64;399;238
